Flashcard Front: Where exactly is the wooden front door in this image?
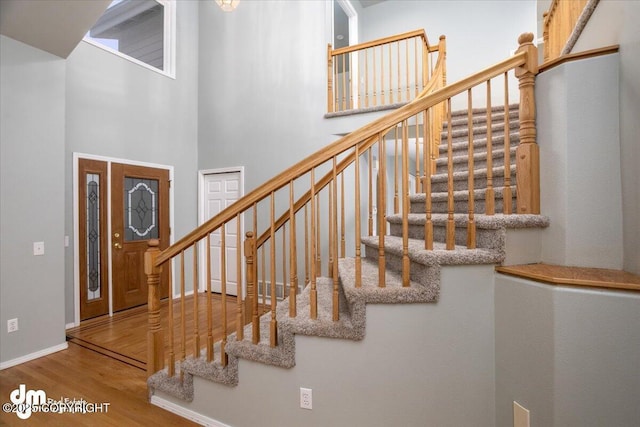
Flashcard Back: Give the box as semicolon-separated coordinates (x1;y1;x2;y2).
111;163;170;312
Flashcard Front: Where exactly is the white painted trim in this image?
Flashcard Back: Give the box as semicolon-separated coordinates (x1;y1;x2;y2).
72;153;175;325
82;0;176;79
0;343;68;370
197;167;245;297
65;322;77;330
150;395;232;427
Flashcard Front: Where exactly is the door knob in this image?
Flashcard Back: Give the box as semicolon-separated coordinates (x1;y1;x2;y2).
114;242;122;249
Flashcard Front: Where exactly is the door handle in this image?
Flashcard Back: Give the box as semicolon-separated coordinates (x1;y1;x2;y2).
114;242;122;249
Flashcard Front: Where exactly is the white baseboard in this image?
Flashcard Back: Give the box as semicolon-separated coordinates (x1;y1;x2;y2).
65;322;77;330
150;395;232;427
0;342;68;370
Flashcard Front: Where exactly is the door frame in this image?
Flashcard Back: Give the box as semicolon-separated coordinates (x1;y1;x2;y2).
72;153;175;326
198;166;245;296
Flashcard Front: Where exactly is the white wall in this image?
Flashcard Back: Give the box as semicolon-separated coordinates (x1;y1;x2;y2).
537;53;623;269
496;274;640;427
0;36;67;364
569;0;640;273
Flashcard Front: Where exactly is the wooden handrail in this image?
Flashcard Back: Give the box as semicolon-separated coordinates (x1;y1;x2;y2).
331;29;428;57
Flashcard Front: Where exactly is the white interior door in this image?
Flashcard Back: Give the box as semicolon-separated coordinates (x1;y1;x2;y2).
202;171;242;295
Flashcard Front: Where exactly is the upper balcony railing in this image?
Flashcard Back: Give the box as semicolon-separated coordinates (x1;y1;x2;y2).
327;29;446;113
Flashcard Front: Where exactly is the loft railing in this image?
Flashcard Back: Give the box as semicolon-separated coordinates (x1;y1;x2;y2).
327;29;446;113
543;0;590;62
145;33;539;378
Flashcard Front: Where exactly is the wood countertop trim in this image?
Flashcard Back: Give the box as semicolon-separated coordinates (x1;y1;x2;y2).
496;263;640;292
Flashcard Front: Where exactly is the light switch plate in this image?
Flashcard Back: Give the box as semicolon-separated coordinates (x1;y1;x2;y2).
33;241;45;256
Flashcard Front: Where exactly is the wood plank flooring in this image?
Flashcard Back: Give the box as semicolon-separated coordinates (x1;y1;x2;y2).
66;293;241;369
0;342;197;426
0;293;250;425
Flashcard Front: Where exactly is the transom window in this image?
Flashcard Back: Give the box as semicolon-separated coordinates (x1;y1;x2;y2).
84;0;175;77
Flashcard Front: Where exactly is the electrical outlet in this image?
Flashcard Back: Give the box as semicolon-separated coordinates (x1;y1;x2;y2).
513;401;530;427
300;387;312;410
33;241;45;256
7;318;18;333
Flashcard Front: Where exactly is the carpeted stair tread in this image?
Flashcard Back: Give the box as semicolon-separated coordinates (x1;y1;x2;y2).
443;109;519;129
447;104;519;120
361;234;504;266
339;257;439;305
439;132;520;156
386;213;550;230
429;164;516;185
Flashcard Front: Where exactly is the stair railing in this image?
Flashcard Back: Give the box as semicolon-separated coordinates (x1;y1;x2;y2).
145;33;539;378
327;29;445;113
543;0;590;62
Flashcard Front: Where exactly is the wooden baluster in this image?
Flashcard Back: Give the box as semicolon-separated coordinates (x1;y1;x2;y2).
327;44;334;113
503;72;513;214
543;12;549;62
406;38;410;101
310;169;318;319
342;53;347;111
220;227;228;366
380;46;385;105
289;181;297;317
388;43;393;104
397;41;401;102
180;250;186;376
235;215;243;341
356;51;361;109
394;127;399;214
414;37;419;97
446;98;455;250
334;53;339;111
467;90;476;249
515;33;540;214
415;117;421;194
349;52;354;110
316;191;321;277
422;37;428;90
364;49;370;108
368;149;374;236
192;243;200;358
355;145;362;287
332;157;340;321
304;204;309;286
373;47;377;106
167;262;175;376
282;223;287;298
378;133;386;287
145;239;164;377
328;184;334;277
485;80;495;215
423;109;434;250
340;172;346;258
261;246;266;314
402;121;410;286
245;231;258;344
206;234;213;362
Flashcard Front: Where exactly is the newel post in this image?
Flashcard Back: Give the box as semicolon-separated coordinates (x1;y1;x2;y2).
145;239;164;377
327;44;334;113
515;32;540;214
243;232;259;344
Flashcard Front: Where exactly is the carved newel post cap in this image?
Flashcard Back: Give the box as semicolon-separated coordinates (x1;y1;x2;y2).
245;231;254;238
518;32;534;45
148;239;160;248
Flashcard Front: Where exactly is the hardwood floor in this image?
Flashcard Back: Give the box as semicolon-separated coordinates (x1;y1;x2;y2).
66;293;241;369
1;293;245;426
0;342;197;426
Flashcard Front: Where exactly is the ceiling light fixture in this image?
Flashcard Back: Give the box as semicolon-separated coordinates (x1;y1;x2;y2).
216;0;239;12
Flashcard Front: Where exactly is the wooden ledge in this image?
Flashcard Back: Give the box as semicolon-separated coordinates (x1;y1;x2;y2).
496;263;640;292
539;45;619;73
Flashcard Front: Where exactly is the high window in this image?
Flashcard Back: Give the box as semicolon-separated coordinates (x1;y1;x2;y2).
84;0;175;77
